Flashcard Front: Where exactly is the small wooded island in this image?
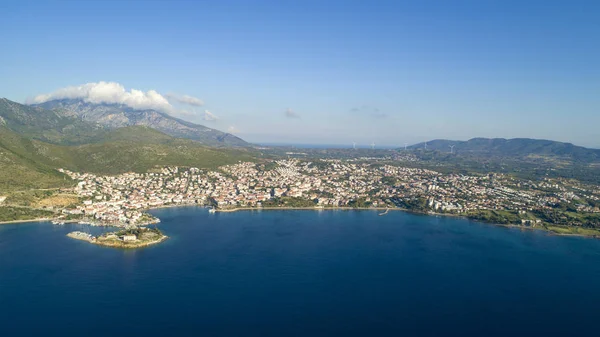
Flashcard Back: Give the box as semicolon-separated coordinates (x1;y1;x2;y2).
67;227;167;248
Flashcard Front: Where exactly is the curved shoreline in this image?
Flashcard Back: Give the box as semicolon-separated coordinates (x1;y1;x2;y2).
215;206;410;213
3;205;598;239
210;206;599;239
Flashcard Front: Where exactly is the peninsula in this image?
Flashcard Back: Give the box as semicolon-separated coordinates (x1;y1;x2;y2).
67;227;167;248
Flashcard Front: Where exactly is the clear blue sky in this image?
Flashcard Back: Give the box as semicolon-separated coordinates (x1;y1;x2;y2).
1;0;599;147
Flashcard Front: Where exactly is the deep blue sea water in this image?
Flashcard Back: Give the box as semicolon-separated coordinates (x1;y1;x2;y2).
2;207;600;337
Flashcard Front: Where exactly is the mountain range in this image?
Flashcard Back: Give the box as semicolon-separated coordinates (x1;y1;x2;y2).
0;98;255;192
0;98;106;145
33;98;247;147
410;138;600;162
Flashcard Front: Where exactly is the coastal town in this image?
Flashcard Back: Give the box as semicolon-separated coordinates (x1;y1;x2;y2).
56;159;600;231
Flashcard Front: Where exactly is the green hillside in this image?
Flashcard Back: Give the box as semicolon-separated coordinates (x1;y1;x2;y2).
51;126;256;174
0;127;72;192
0;126;255;191
0;97;107;145
0;99;258;193
411;138;600;162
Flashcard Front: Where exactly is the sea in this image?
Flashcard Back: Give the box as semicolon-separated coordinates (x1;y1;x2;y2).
1;207;600;337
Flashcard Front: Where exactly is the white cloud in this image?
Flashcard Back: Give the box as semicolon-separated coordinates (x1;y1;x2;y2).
32;81;173;112
227;126;239;134
284;108;300;119
165;93;204;107
203;110;218;121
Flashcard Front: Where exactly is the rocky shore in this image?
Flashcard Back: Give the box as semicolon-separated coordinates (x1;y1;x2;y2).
67;227;168;248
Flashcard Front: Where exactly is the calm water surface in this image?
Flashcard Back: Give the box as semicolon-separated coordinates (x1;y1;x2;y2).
1;208;600;337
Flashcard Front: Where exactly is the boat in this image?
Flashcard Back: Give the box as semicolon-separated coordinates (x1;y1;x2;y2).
208;207;216;214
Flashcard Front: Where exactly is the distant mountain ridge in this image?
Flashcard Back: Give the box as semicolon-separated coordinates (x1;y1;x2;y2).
33;98;247;147
411;137;600;162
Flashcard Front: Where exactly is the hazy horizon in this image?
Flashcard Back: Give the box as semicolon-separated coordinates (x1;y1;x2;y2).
254;139;600;150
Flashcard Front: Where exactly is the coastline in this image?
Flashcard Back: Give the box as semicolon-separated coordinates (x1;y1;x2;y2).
211;205;599;239
67;230;168;249
92;235;169;249
0;217;51;225
213;206;470;222
2;204;597;240
0;202;198;226
215;206;406;213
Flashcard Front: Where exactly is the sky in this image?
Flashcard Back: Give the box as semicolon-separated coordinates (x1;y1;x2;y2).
1;0;599;147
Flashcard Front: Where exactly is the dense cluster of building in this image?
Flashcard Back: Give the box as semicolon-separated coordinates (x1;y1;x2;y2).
58;159;600;225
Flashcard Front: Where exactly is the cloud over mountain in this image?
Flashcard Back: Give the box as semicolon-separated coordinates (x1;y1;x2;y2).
32;81;174;113
203;110;218;121
165;93;204;107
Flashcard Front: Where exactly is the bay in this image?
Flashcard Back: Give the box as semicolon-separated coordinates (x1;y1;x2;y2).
1;207;600;337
